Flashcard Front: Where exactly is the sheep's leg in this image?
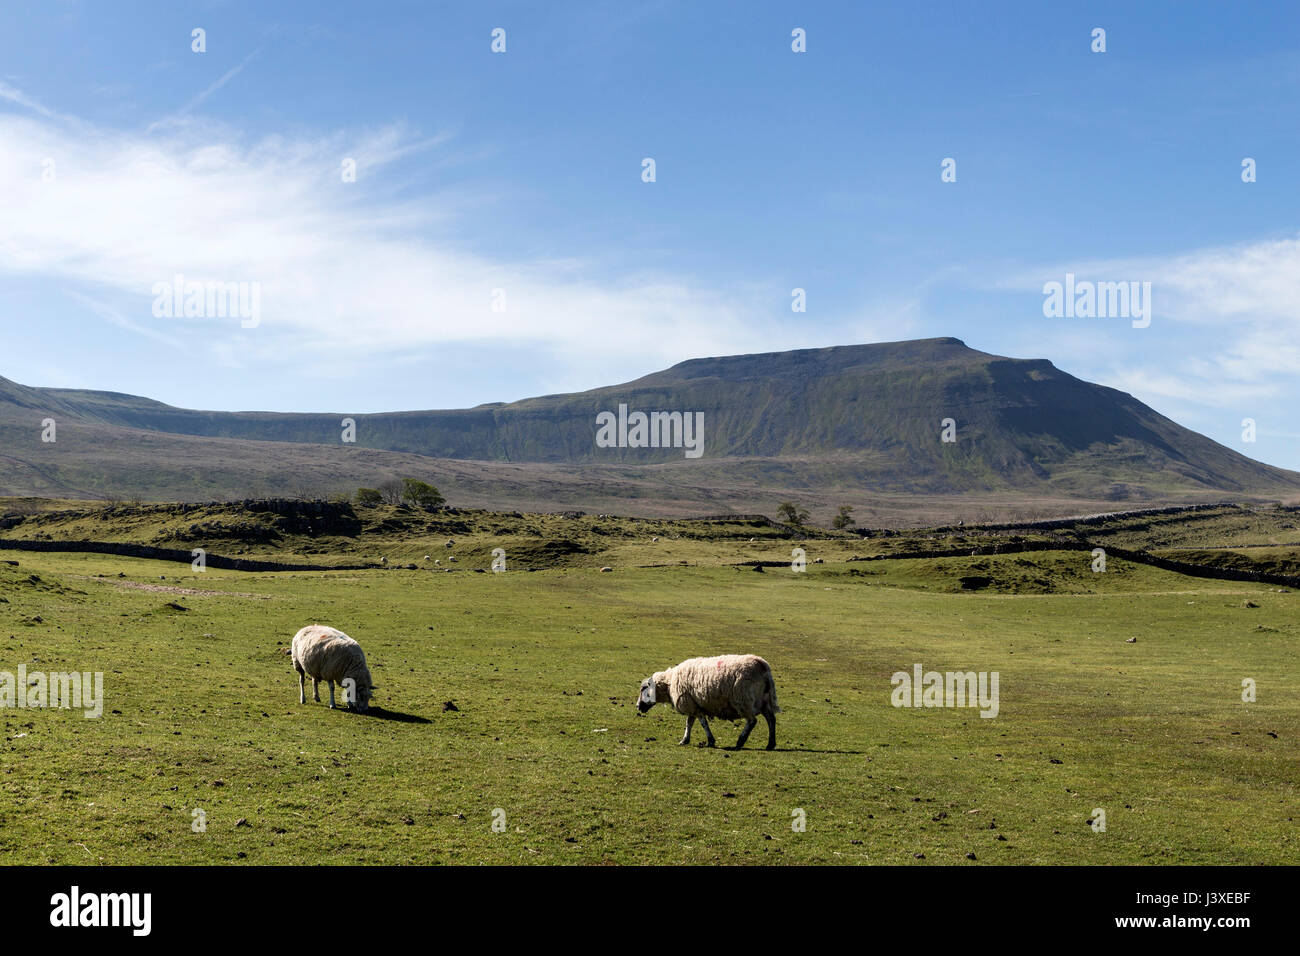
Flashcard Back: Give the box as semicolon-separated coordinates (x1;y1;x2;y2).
734;716;758;749
312;677;321;702
763;706;777;751
698;715;716;748
298;671;306;705
327;681;337;709
679;714;695;746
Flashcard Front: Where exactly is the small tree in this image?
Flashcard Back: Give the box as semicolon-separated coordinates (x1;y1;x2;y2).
832;505;855;530
776;501;810;528
401;478;445;510
377;478;405;505
355;487;383;508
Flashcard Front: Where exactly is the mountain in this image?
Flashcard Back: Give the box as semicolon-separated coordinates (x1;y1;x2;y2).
2;338;1297;523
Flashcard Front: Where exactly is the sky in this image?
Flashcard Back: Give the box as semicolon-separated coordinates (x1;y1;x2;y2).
2;1;1300;468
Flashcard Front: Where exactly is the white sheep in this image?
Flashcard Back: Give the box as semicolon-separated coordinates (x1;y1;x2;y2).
637;654;780;750
290;625;378;712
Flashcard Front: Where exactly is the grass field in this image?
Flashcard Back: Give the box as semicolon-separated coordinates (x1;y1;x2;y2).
2;519;1296;865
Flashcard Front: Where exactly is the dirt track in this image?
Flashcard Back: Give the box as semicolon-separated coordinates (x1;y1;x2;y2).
78;576;270;599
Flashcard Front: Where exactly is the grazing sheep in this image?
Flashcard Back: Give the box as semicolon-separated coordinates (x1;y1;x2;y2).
291;625;378;712
445;539;454;548
637;654;780;750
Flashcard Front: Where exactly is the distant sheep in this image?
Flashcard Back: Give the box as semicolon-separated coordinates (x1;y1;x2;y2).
638;654;780;750
291;625;378;712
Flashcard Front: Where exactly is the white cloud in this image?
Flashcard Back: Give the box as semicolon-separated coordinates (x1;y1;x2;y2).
0;91;829;377
994;236;1300;411
1000;237;1300;327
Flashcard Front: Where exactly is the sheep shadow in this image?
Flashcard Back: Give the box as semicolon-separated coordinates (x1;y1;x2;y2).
358;706;432;724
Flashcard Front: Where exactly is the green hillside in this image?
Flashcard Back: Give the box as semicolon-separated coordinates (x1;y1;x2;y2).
2;338;1297;511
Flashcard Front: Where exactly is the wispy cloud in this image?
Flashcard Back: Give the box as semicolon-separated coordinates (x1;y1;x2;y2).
0;81;60;120
0;86;896;383
993;237;1300;410
147;49;261;133
65;291;184;350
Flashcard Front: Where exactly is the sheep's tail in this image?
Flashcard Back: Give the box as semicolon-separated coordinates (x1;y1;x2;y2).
764;664;781;714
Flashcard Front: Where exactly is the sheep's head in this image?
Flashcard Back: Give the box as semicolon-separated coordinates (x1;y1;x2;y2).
344;678;378;712
637;672;666;713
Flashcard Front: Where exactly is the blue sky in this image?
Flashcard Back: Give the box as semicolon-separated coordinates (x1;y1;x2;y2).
3;1;1300;468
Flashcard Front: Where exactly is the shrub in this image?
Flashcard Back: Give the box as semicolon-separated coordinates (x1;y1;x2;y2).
777;501;810;528
400;478;445;510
